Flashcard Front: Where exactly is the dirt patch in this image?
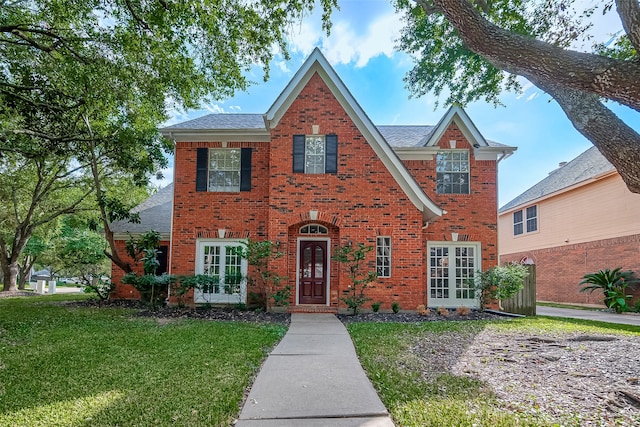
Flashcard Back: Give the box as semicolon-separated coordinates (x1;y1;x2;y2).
450;329;640;426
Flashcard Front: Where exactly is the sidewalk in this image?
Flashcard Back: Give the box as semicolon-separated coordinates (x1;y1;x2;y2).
536;305;640;326
235;314;394;427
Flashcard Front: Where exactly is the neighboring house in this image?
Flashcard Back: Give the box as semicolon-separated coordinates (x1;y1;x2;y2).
499;146;640;305
111;48;515;311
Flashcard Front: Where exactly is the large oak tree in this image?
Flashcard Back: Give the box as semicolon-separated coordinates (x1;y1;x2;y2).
397;0;640;192
0;0;337;291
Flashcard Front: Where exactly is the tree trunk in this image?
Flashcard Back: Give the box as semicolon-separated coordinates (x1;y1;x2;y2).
1;262;19;292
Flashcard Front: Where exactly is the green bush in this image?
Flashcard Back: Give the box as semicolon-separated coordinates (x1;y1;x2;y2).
579;268;638;313
333;243;377;315
371;301;381;312
391;301;400;314
474;263;529;310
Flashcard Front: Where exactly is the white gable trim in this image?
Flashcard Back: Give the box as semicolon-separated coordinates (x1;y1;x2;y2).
266;48;444;221
424;106;488;148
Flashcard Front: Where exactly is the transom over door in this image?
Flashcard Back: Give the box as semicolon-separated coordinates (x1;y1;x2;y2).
299;240;327;305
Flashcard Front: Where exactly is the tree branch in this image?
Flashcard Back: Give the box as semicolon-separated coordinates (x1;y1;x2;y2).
428;0;640;112
616;0;640;52
125;0;152;32
529;74;640;193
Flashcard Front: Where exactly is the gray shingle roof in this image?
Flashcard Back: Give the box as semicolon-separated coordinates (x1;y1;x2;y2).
163;114;266;130
110;183;173;235
376;125;434;147
499;146;614;212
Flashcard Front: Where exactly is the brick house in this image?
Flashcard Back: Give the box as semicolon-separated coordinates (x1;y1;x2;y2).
111;48;515;311
499;146;640;305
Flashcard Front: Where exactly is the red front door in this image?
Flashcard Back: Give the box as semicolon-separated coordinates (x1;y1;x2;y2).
299;240;327;305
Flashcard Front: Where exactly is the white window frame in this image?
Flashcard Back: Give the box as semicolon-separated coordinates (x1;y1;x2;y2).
194;239;247;304
427;242;481;308
436;149;470;194
513;205;538;236
376;236;391;278
305;135;325;174
208;148;241;192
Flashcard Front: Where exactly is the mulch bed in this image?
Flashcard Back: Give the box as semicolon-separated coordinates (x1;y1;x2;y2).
63;298;507;325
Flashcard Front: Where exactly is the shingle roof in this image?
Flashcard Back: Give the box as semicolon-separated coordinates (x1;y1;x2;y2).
110;183;173;235
376;125;434;147
163;114;266;130
499;146;614;212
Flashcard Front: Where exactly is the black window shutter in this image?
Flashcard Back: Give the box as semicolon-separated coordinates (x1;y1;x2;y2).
196;148;208;192
325;134;338;174
240;148;252;191
293;134;305;173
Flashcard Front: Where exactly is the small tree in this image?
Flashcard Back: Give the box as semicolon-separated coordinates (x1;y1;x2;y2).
121;231;173;309
232;239;287;309
474;263;529;310
333;243;377;315
579;268;638;314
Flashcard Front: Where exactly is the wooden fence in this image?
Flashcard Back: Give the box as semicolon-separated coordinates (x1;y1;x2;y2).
501;265;536;316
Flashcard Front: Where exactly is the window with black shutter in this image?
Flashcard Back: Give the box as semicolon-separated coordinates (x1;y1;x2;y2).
196;148;252;192
292;134;338;174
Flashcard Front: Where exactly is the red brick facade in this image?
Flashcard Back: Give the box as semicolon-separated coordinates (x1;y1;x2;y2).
501;234;640;305
111;52;505;311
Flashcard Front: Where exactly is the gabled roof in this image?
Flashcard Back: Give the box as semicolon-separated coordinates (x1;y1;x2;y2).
499;146;615;212
265;47;444;221
424;106;487;147
377;125;435;147
163;113;265;130
110;184;174;238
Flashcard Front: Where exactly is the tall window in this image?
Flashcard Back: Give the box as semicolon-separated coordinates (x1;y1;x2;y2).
513;210;523;235
376;237;391;278
526;205;538;233
436;150;470;194
195;240;247;304
209;149;241;192
305;136;325;174
513;205;538;236
293;134;338;174
428;243;479;307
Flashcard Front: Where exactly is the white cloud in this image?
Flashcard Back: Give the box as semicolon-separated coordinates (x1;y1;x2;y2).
526;92;539;102
286;7;401;68
204;103;226;114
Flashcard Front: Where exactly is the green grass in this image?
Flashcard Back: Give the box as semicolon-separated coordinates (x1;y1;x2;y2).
347;318;640;427
0;296;286;427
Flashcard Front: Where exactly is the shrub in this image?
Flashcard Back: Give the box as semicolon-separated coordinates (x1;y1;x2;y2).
474;263;529;310
416;304;430;316
371;301;381;312
456;306;471;316
437;306;450;317
579;268;638;314
391;301;400;314
333;243;377;315
271;285;292;307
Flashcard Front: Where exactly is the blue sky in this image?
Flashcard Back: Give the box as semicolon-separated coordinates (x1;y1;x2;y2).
161;0;638;208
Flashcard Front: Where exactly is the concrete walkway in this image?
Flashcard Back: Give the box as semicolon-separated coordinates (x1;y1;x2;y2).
235;314;394;427
537;305;640;326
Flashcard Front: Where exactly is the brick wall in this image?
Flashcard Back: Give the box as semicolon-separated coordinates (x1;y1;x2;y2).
110;239;170;300
501;234;640;305
404;126;499;273
267;73;426;311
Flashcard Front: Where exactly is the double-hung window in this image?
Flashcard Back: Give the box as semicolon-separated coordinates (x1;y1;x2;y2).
195;148;252;192
513;205;538;236
376;237;391;278
436;150;470;194
293;134;338;174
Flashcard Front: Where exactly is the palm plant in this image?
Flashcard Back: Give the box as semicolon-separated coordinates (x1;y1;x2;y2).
579;268;638;313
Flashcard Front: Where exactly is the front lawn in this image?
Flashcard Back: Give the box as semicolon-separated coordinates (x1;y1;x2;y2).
347;317;640;427
0;295;286;426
